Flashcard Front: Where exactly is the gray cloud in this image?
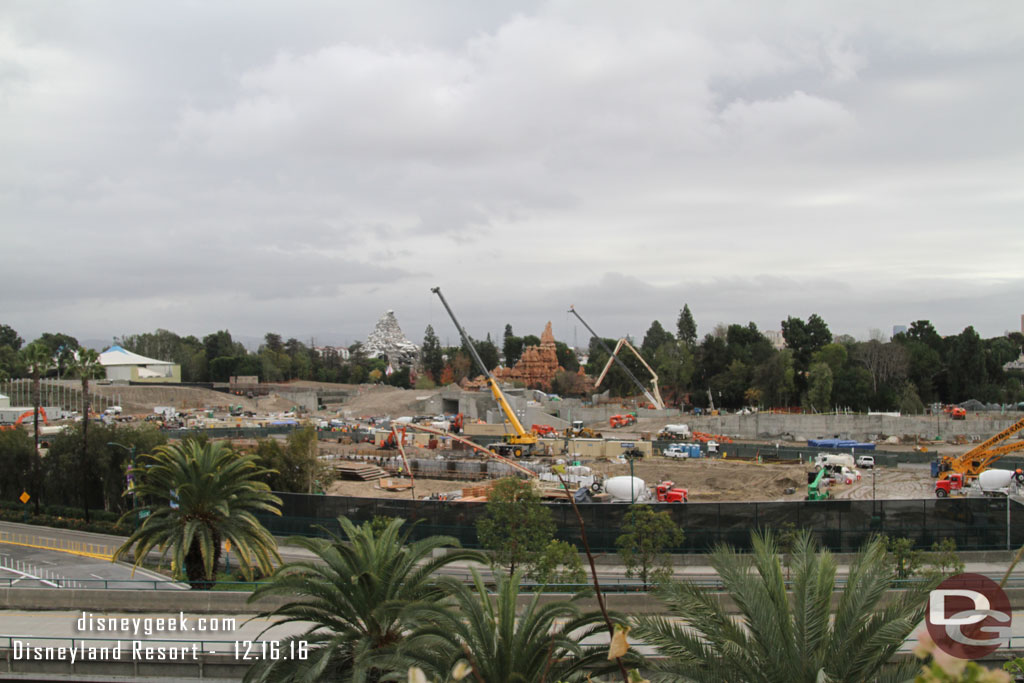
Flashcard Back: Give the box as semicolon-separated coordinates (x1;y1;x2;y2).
2;1;1022;347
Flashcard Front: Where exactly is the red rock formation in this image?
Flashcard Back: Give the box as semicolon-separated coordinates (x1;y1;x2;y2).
494;322;562;390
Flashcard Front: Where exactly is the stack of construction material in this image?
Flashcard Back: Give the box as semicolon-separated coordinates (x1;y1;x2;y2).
333;461;389;481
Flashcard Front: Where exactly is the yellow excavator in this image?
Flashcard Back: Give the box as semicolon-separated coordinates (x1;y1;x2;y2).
934;414;1024;494
431;287;540;458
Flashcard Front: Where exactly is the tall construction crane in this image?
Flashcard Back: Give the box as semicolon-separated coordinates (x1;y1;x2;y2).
935;414;1024;482
567;305;665;410
431;287;540;457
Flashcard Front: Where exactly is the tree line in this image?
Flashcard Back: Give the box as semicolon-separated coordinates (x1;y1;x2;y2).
586;307;1024;412
4;307;1023;411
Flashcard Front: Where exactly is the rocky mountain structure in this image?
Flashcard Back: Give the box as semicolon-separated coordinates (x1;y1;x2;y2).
363;310;420;368
494;322;561;390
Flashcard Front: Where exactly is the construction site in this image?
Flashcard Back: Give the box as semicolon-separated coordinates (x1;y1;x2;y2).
5;289;1024;552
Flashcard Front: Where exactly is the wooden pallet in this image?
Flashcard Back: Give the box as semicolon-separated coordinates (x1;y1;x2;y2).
333;462;389;481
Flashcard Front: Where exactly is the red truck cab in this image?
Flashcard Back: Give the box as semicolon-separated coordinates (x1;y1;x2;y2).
656;480;688;503
935;473;966;497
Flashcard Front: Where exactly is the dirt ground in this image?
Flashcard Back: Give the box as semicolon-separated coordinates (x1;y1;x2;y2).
326;385;439;418
327;476;483;500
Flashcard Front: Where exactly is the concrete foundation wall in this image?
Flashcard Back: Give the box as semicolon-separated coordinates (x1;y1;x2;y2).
683;413;1023;442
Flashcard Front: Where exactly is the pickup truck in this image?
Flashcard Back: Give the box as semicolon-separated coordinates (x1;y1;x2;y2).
856;455;875;469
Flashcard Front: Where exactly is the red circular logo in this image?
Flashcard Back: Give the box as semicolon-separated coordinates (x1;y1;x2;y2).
926;573;1012;659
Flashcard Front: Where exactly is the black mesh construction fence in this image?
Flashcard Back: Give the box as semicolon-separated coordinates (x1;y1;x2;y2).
262;493;1024;554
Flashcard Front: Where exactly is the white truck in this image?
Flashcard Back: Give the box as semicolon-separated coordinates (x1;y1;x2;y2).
658;424;691;440
814;453;855;469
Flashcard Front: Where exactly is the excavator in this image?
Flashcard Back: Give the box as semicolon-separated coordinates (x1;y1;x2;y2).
806;467;830;501
934;414;1024;497
431;287;541;458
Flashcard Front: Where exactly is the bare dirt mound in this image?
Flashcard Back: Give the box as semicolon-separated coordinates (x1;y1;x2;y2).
90;385;257;414
337;385;440;418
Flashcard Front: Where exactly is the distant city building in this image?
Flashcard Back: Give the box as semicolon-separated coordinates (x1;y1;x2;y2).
1004;354;1024;373
313;345;350;361
893;325;908;337
98;345;180;383
763;330;786;350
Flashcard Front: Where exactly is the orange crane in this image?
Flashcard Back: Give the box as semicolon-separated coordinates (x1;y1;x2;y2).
935;414;1024;484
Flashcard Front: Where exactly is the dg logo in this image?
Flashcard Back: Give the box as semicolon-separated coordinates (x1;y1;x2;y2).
926;573;1012;659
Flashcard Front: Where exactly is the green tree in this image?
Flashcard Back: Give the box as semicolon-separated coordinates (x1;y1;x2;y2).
899;382;926;415
35;332;79;379
472;335;500;373
554;341;579;372
616;505;684;588
67;348;104;522
782;314;832;396
947;326;986;401
20;342;53;513
641;320;673;358
393;569;613;682
476;478;555;576
528;539;586;586
677;304;697;349
806;361;833;412
502;324;523;368
113;440;282;589
245;516;485;682
256;426;330;493
753;348;795;408
887;536;923;581
0;428;34;501
421;325;444;382
632;530;937;682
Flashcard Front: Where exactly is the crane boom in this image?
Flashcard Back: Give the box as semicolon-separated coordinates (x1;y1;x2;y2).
937;414;1024;481
431;287;537;453
567;305;664;409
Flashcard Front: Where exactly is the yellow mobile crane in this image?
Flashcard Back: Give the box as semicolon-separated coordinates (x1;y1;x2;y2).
431;287;540;458
934;414;1024;495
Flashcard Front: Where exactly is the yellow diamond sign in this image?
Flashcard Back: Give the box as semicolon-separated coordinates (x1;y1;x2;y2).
19;491;30;504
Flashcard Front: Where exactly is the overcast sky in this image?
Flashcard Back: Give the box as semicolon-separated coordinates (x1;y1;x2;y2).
3;1;1022;351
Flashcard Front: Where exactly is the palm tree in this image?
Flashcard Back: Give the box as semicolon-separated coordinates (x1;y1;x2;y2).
67;348;103;522
392;569;617;683
631;530;938;683
19;342;53;514
244;516;487;683
113;440;282;589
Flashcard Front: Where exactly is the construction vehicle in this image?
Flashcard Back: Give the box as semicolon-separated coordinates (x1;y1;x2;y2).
933;414;1024;494
806;468;830;500
531;424;558;437
942;405;967;420
567;306;665;410
431;287;540;458
609;413;637;428
566;420;602;439
655;480;688;503
936;469;1024;498
658;424;691;440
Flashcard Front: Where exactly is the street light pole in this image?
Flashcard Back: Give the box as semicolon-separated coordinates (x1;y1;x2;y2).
630;456;635;504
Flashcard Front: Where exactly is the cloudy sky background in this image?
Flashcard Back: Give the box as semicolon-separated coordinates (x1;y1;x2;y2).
2;1;1022;351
